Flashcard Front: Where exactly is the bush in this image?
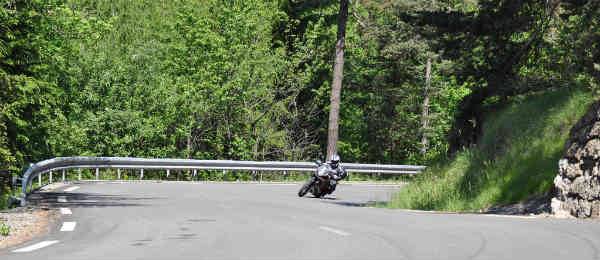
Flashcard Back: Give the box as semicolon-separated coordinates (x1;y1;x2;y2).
0;222;9;236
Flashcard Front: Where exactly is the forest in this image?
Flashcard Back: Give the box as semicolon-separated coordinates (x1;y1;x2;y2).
1;0;598;181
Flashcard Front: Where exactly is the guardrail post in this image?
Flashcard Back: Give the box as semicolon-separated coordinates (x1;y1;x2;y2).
260;172;263;183
117;169;121;179
140;169;144;180
78;168;81;181
166;169;170;178
95;168;99;180
62;170;66;182
193;169;197;181
49;171;53;183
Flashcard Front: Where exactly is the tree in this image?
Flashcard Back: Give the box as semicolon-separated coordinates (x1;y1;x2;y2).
327;0;349;160
420;57;432;154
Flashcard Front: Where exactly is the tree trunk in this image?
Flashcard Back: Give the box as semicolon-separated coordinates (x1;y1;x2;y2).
447;86;489;154
420;58;432;155
327;0;349;160
186;133;192;159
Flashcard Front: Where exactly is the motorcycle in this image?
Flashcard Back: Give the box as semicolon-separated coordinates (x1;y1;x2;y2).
297;160;337;198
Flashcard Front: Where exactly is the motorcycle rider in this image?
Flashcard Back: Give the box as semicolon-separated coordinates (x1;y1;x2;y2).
316;154;347;193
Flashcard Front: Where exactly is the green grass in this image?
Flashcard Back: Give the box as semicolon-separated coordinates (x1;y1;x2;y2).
387;89;595;211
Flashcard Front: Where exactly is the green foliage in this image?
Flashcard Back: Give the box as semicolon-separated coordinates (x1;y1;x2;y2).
0;222;9;236
388;89;594;211
0;119;14;171
167;0;292;160
275;0;471;163
0;185;9;209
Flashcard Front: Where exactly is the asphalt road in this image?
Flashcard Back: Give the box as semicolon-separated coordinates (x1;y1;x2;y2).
2;182;600;260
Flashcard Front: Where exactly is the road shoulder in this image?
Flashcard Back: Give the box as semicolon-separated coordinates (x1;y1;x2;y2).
0;183;67;251
0;207;59;250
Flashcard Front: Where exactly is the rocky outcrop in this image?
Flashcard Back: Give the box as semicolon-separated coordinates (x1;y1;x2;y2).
552;99;600;218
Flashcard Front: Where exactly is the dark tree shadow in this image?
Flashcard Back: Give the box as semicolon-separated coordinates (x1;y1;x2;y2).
26;192;162;208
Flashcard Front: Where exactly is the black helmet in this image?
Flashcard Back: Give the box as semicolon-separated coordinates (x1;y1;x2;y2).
329;154;341;168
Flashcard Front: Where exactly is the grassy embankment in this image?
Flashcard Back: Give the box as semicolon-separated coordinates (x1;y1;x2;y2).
388;89;595;211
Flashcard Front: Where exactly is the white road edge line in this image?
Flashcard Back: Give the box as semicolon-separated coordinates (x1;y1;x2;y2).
60;207;72;215
60;222;77;232
398;209;539;219
319;226;351;236
64;186;80;192
481;214;538;219
12;240;60;253
57;196;67;203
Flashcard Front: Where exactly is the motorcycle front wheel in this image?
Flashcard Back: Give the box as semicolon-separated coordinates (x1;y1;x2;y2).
298;180;312;197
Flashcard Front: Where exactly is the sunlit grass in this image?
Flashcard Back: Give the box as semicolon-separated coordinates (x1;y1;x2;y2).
388;88;595;211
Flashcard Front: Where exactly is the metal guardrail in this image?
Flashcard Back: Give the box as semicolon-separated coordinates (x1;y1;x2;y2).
19;156;426;204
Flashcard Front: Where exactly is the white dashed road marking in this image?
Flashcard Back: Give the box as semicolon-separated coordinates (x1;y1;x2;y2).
60;222;77;232
319;226;351;236
12;240;60;253
64;186;80;192
60;207;72;215
57;196;67;203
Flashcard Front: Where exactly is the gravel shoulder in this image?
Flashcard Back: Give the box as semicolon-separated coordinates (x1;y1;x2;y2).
0;183;66;249
0;207;59;249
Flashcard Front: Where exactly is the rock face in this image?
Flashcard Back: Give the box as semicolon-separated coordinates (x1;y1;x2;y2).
552;99;600;218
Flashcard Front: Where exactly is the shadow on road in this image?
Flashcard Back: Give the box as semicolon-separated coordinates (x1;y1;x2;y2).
326;200;388;208
309;196;337;200
26;192;161;208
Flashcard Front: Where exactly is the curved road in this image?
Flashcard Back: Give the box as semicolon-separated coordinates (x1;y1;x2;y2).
2;182;600;259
